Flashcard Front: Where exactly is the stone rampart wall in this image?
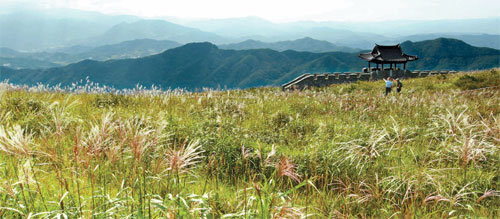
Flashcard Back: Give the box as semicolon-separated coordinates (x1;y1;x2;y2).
282;70;457;91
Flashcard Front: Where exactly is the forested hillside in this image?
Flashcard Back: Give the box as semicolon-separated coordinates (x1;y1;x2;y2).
1;38;498;89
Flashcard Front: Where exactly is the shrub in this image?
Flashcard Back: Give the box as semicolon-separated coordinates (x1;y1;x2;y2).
453;69;500;90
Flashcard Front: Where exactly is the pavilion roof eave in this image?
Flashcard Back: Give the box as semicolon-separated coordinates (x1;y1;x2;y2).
359;54;419;64
368;59;412;64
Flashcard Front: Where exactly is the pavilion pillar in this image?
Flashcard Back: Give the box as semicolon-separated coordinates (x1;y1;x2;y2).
404;62;406;70
390;63;393;77
368;62;371;71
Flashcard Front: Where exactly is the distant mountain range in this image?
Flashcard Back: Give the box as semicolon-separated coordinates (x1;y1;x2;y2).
0;57;60;69
400;38;500;70
0;39;182;69
0;38;360;69
1;9;499;52
396;34;500;50
0;37;359;69
220;37;360;53
6;35;499;70
185;16;500;49
73;39;182;60
1;38;498;89
0;9;139;51
185;16;500;37
84;20;227;46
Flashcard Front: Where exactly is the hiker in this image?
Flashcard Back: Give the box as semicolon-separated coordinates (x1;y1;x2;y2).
384;77;393;96
396;78;402;93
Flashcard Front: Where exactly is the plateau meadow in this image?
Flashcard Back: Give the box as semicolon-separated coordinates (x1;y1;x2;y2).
0;69;499;218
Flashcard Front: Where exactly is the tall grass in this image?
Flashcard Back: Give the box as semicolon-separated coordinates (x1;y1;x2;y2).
0;69;498;218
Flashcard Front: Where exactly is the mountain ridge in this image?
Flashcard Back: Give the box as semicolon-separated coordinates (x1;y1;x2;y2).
219;37;359;53
1;8;499;51
0;39;183;69
1;38;498;89
84;19;227;46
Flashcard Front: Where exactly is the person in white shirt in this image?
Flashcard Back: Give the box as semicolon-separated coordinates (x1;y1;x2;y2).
384;77;393;96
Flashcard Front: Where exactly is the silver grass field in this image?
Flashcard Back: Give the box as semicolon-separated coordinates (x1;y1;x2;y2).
0;69;499;218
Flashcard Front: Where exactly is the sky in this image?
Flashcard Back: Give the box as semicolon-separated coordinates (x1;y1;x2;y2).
2;0;500;22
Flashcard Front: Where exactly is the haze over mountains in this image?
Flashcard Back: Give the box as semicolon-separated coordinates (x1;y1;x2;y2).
0;7;499;89
200;37;359;53
1;8;499;52
2;38;499;90
1;38;362;69
0;9;140;51
86;20;226;46
0;39;182;69
184;16;500;36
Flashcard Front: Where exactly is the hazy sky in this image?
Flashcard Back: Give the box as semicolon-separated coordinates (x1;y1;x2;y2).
3;0;500;22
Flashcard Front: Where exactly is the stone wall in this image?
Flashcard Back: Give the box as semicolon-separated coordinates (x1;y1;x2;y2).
282;69;457;91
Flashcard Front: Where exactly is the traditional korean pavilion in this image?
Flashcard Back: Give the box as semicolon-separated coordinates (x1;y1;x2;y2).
359;44;418;71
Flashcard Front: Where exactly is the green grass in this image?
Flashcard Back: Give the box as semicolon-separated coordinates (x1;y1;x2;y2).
0;69;499;218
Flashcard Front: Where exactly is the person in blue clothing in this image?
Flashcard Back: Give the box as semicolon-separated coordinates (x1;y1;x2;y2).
384;77;393;96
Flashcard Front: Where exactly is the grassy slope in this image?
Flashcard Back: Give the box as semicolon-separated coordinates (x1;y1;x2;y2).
0;69;498;218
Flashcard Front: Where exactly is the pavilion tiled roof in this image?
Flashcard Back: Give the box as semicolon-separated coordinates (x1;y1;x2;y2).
359;44;418;64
